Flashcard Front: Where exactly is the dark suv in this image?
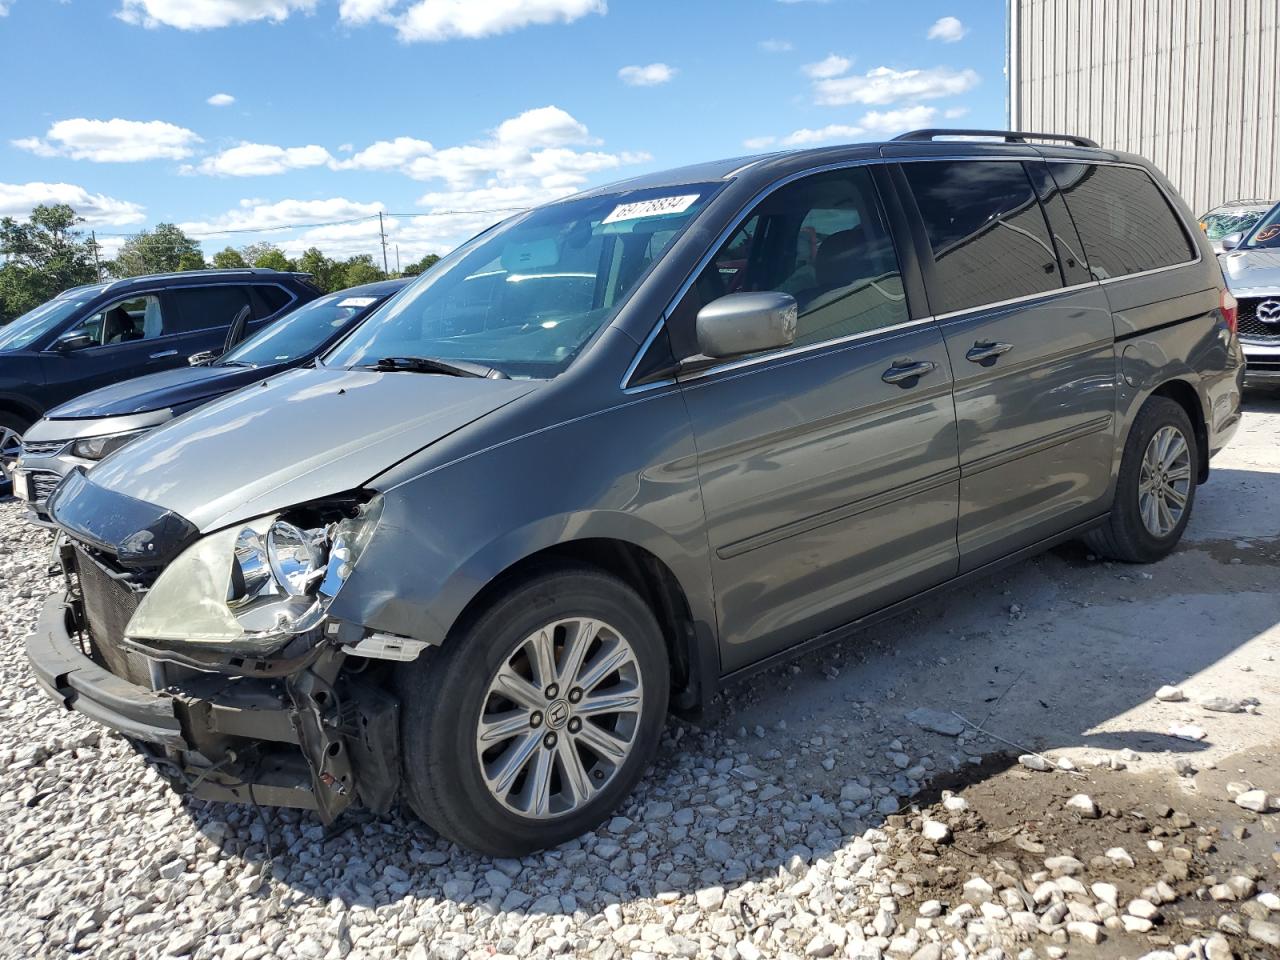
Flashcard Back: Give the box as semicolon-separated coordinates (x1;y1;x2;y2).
28;131;1243;856
0;268;320;482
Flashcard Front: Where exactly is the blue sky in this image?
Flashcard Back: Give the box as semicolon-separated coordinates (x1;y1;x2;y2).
0;0;1006;265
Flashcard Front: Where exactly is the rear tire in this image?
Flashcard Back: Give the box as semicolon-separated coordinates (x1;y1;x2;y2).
1085;396;1197;563
397;567;670;856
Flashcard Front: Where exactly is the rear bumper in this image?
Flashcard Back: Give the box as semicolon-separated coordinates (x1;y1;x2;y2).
25;591;400;820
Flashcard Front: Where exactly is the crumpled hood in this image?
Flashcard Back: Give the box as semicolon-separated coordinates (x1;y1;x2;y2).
48;363;282;419
85;365;535;532
1220;249;1280;294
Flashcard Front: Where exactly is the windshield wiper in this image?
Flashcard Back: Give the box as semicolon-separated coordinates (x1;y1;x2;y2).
367;356;507;379
219;359;256;368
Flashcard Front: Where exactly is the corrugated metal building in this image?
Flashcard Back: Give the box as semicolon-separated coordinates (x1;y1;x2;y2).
1007;0;1280;216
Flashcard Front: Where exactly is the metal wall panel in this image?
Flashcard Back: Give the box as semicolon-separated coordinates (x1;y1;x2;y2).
1009;0;1280;216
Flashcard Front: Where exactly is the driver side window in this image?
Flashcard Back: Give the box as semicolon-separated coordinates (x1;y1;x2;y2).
667;165;908;361
67;294;166;347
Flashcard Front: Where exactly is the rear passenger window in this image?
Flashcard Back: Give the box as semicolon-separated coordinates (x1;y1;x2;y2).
252;285;293;317
1048;162;1196;279
168;285;253;333
671;166;908;358
903;160;1061;315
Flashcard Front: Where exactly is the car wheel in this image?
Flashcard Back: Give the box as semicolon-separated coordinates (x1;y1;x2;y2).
397;566;670;856
1085;396;1197;563
0;412;32;494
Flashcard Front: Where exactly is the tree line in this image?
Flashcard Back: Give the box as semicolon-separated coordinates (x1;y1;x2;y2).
0;204;441;323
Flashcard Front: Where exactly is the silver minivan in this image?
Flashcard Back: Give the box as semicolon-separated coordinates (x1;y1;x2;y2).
27;130;1243;856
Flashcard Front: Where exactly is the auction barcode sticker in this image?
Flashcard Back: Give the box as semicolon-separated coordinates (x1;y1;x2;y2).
603;194;700;225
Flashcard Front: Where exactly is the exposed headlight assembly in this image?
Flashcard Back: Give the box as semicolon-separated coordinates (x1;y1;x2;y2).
124;495;383;655
71;429;149;461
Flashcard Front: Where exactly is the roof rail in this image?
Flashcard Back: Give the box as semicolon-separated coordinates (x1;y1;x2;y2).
892;128;1100;149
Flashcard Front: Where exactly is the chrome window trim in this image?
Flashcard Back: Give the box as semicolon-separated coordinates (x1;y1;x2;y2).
676;316;940;386
619;152;1204;391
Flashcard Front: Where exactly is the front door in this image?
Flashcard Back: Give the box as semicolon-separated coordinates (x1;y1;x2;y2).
671;165;961;672
897;158;1117;570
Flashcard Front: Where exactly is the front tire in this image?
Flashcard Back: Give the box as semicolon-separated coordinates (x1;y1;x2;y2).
1086;396;1197;563
0;411;32;495
397;567;670;856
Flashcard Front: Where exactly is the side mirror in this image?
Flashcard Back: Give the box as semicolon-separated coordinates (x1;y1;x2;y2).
1221;232;1244;252
188;350;219;366
52;332;95;353
695;292;798;360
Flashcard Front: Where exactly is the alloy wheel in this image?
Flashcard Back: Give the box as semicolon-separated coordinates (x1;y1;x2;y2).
1138;424;1192;537
0;425;22;481
475;617;643;819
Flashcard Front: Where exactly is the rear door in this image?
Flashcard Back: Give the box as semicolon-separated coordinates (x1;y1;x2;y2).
672;164;961;671
166;284;256;361
896;158;1117;570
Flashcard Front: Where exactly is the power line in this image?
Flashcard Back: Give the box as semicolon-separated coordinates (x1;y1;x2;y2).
91;206;530;239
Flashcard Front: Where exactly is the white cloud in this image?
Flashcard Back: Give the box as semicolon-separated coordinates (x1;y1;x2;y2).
178;196;384;236
118;0;317;29
0;3;10;16
0;181;146;226
858;105;937;134
190;142;333;176
743;135;779;150
494;105;592;147
944;106;969;120
393;0;605;42
927;15;966;42
759;39;792;53
618;63;677;87
814;65;980;106
206;92;236;106
779;124;864;147
334;136;435;171
802;53;850;80
13;118;202;162
337;0;396;23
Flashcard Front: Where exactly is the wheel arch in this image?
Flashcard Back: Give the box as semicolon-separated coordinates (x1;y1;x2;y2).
0;393;43;427
1147;378;1209;483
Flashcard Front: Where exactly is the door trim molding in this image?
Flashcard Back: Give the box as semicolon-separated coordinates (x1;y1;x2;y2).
961;414;1113;478
717;466;961;560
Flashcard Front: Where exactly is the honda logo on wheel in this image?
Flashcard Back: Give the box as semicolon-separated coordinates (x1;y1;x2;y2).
1259;299;1280;323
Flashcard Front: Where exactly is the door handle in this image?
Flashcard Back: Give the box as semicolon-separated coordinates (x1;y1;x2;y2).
881;359;938;386
966;340;1013;365
149;349;179;359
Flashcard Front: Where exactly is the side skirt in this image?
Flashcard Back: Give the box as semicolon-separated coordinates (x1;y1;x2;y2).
715;513;1109;692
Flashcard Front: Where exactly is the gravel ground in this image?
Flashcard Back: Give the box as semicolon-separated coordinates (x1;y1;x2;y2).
3;403;1280;960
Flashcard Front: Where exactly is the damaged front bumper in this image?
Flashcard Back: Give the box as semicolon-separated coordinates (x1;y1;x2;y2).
25;591;401;822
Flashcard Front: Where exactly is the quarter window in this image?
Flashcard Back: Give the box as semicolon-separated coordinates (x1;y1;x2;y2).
66;294;166;345
671;166;908;358
1048;162;1196;279
903;160;1061;315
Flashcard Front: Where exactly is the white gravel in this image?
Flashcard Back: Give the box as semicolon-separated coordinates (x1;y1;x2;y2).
3;403;1280;959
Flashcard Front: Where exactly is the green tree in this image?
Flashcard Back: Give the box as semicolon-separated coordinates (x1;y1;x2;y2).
402;253;440;277
211;246;247;269
338;254;384;288
296;247;341;291
240;242;294;272
0;204;98;321
111;223;203;277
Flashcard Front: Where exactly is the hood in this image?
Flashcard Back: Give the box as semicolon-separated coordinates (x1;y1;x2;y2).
1220;248;1280;295
49;363;284;418
85;365;535;532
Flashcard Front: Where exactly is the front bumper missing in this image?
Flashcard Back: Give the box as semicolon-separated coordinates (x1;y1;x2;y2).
25;592;400;821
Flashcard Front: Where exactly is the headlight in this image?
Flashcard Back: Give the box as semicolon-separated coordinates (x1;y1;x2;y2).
125;496;383;655
72;430;148;461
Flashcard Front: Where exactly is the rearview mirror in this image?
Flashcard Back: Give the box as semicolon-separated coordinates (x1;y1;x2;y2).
1221;232;1244;252
696;292;798;360
52;332;95;353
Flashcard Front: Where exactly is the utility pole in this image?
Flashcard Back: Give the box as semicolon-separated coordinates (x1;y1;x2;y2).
90;230;102;281
378;212;389;276
395;244;401;274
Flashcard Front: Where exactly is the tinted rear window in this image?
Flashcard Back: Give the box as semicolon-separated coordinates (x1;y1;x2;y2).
254;284;294;315
903;160;1062;315
168;285;253;333
1049;162;1195;279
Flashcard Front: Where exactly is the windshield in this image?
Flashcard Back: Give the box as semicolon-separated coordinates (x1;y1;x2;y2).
325;182;722;378
1243;203;1280;249
0;296;90;353
1200;208;1270;241
221;288;392;367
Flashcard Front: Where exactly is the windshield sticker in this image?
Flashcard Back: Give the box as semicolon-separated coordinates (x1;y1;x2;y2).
603;194;700;225
337;297;378;308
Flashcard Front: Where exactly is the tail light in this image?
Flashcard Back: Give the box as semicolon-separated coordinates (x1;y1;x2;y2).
1221;288;1238;335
